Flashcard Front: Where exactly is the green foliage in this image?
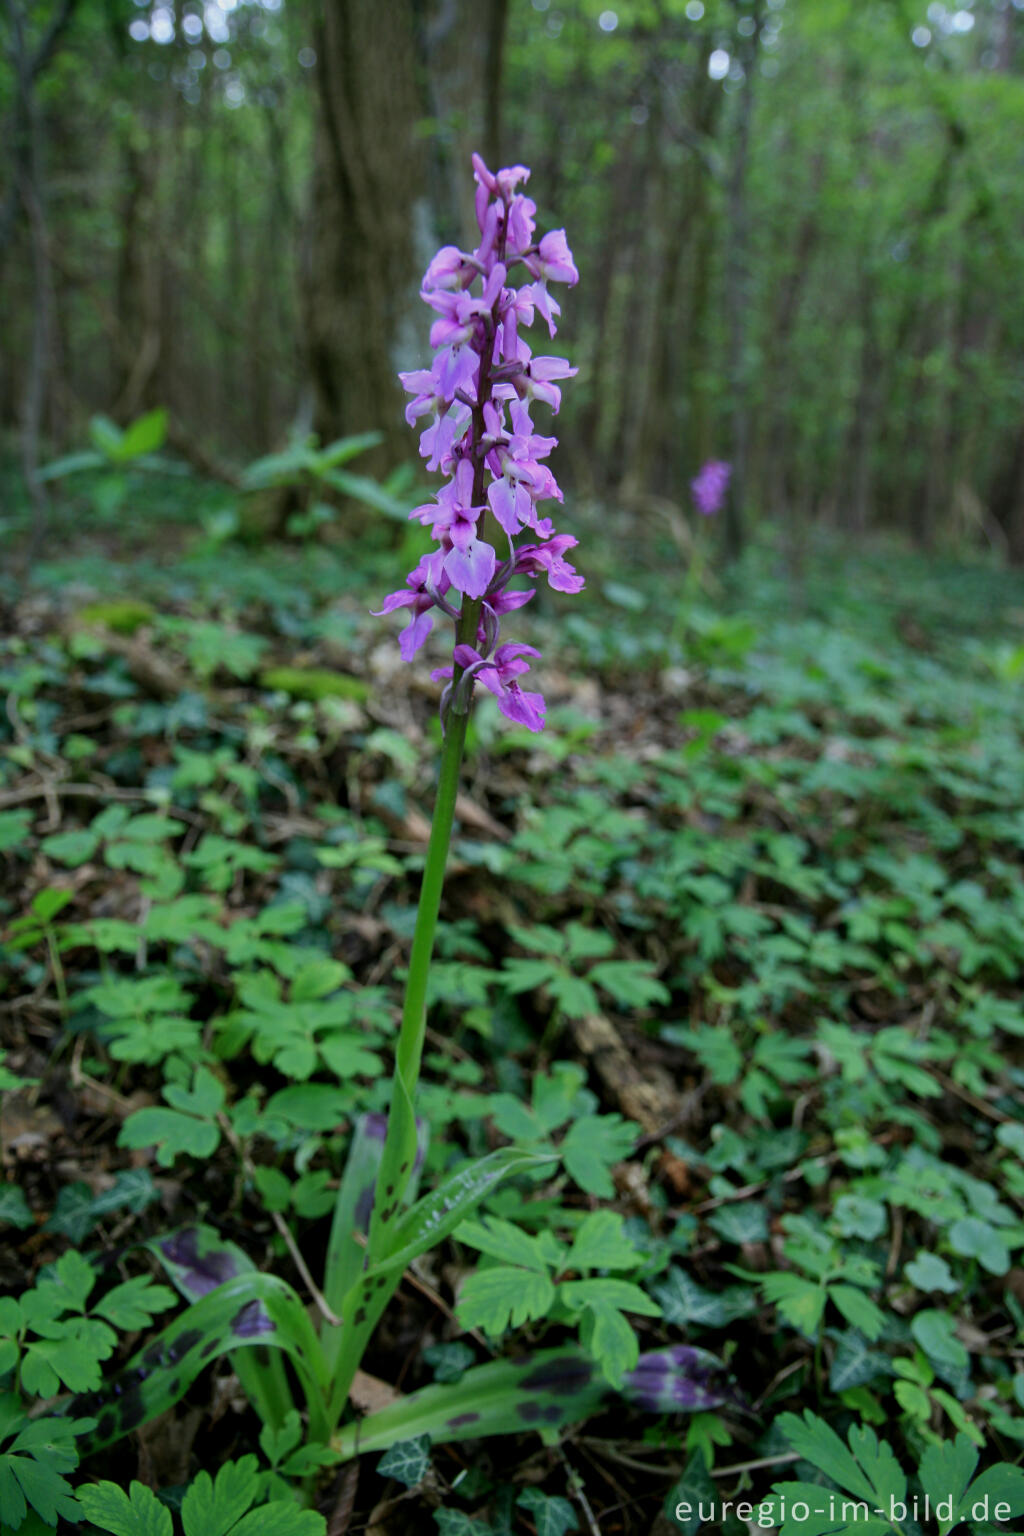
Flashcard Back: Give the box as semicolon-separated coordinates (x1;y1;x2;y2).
78;1455;326;1536
0;1251;173;1399
0;1400;82;1531
4;537;1024;1523
456;1210;656;1385
760;1412;1024;1536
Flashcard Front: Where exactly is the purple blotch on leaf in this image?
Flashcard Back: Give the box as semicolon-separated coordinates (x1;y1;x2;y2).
517;1401;565;1424
447;1412;480;1428
160;1229;240;1297
231;1300;276;1339
521;1356;594;1395
622;1345;731;1413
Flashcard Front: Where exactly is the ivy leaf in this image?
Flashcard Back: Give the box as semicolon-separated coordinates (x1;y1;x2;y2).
423;1341;476;1384
77;1479;173;1536
516;1487;578;1536
434;1511;491;1535
377;1435;431;1489
665;1450;717;1536
707;1200;768;1245
456;1266;555;1335
259;1411;304;1470
0;1184;34;1230
832;1195;887;1241
653;1268;757;1329
561;1115;637;1198
829;1331;890;1393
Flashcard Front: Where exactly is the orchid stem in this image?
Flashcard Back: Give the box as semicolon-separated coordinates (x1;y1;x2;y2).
393;709;469;1091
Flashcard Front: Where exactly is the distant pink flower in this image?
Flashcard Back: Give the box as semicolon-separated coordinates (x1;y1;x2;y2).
692;460;731;517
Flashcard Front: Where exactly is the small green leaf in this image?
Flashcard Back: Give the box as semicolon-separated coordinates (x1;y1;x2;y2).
653;1268;757;1329
829;1284;886;1342
118;1107;221;1168
77;1479;173;1536
948;1216;1010;1275
911;1309;969;1372
456;1216;551;1272
579;1300;638;1387
561;1115;637;1198
180;1454;261;1536
760;1272;825;1336
566;1211;641;1273
832;1195;887;1241
904;1250;958;1294
457;1266;555;1335
93;1276;177;1330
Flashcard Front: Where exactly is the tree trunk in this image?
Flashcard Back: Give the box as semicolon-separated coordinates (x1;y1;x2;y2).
722;2;762;563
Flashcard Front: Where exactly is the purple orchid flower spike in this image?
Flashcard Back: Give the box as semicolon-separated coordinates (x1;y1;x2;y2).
374;154;581;732
691;459;732;517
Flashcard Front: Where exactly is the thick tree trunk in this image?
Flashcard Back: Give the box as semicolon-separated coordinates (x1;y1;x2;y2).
306;1;429;473
306;0;509;484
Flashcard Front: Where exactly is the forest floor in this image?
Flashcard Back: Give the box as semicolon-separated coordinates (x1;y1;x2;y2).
2;488;1024;1535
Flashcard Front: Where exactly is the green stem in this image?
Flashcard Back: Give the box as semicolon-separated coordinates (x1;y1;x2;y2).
394;709;470;1093
371;684;474;1240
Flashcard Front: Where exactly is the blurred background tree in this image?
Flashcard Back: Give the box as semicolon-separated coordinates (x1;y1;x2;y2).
2;0;1023;557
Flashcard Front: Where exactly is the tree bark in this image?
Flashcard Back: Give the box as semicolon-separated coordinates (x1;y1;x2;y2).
722;2;762;563
305;0;429;472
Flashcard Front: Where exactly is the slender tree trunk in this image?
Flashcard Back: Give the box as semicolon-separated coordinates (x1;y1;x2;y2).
722;2;762;562
4;0;77;555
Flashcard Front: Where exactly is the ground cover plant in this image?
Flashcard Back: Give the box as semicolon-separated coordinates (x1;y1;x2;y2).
3;149;1024;1536
3;468;1024;1533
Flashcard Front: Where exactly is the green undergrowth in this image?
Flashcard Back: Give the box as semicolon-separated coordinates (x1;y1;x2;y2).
1;526;1023;1534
